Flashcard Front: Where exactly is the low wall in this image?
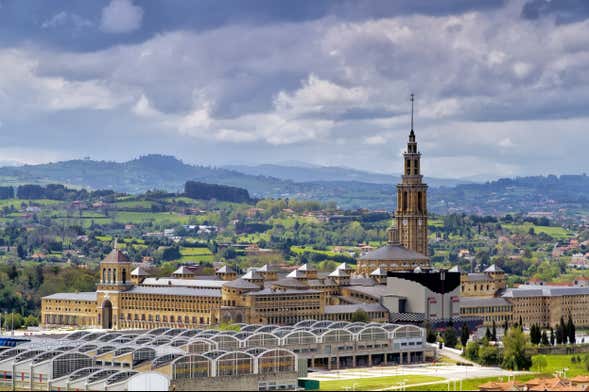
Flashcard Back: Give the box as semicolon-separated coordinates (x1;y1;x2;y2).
172;372;298;391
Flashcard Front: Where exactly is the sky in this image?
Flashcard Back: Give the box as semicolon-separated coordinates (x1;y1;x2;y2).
0;0;588;179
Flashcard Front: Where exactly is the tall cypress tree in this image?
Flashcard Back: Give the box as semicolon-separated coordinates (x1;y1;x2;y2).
550;327;555;346
559;317;567;345
567;314;576;345
460;323;469;350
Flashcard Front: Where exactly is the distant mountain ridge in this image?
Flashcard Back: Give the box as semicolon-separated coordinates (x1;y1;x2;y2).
222;163;472;187
0;154;587;212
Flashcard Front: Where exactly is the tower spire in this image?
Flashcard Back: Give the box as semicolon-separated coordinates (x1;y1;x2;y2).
410;93;414;132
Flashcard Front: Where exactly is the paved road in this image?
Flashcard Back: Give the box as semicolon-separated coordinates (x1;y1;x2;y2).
437;345;480;366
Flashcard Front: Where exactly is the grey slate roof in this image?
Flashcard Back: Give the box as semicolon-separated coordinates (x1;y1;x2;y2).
127;286;221;297
286;270;306;278
324;303;387;314
484;264;504;273
345;285;396;299
257;264;280;272
43;292;97;301
273;278;309;289
465;273;492;282
141;278;225;288
223;279;260;290
246;288;321;296
241;270;264;280
460;296;512;307
349;277;377;286
297;264;317;272
102;249;130;263
216;265;235;274
329;269;349;277
370;268;387;276
358;244;429;261
131;266;150;276
502;285;589;298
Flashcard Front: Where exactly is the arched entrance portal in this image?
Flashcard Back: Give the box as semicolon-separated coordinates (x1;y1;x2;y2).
102;300;113;329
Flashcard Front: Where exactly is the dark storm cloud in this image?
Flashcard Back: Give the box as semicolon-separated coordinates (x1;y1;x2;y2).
521;0;589;24
0;0;589;179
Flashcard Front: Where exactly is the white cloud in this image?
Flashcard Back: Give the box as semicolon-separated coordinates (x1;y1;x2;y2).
3;3;589;176
100;0;143;34
42;11;93;29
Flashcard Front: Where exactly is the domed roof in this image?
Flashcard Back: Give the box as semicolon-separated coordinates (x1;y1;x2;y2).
358;244;429;261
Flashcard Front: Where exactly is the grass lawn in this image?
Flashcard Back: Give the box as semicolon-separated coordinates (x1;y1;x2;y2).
535;353;589;377
405;374;537;391
317;375;445;391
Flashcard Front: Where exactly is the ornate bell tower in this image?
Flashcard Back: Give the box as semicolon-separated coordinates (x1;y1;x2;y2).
96;239;133;329
395;94;429;256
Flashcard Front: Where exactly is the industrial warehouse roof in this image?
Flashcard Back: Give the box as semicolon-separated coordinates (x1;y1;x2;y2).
358;244;429;261
126;286;222;297
460;296;512;307
141;278;225;289
344;285;397;299
43;292;97;301
324;304;388;314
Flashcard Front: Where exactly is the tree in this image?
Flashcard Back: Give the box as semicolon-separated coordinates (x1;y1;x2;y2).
532;355;548;372
460;323;470;349
351;309;369;323
501;327;532;370
425;322;437;344
492;321;497;341
444;327;458;348
567;314;576;345
541;330;549;346
530;325;541;345
485;327;492;340
478;344;501;366
550;327;555;346
465;341;480;361
558;317;567;345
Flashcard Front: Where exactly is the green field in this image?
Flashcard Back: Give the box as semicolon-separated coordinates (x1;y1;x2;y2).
317;375;445;391
176;246;214;262
502;223;572;239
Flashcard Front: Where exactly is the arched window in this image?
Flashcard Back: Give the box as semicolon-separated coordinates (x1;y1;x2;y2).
122;269;127;284
403;191;408;210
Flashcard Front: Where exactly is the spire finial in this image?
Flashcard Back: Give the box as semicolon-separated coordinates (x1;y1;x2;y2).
114;237;118;250
410;93;415;132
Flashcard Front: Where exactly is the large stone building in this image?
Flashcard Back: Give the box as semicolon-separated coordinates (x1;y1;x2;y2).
42;251;394;329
